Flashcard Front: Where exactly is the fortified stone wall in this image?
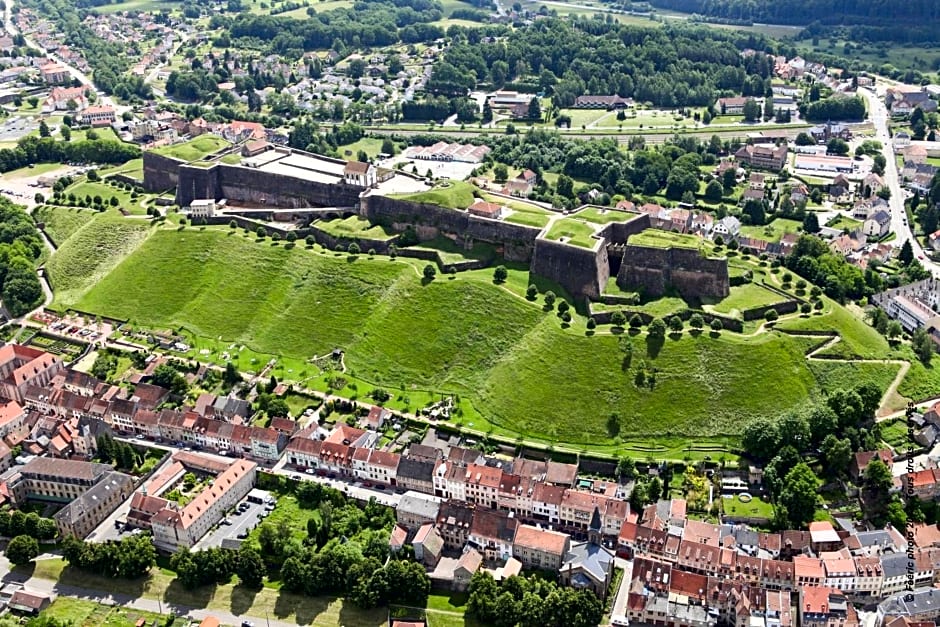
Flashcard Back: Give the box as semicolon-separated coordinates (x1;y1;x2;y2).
617;245;730;301
215;164;363;209
530;239;609;301
599;214;651;245
142;152;185;193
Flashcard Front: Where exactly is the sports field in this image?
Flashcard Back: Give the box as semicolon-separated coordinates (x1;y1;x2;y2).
53;227;906;447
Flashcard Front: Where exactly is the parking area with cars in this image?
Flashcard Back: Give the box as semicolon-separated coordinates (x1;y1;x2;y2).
194;489;276;550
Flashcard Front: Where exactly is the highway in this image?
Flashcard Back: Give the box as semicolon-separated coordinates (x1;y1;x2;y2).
859;87;940;277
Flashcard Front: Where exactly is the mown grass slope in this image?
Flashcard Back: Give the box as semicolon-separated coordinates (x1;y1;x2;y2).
33;206;97;247
47;215;153;306
68;228;901;444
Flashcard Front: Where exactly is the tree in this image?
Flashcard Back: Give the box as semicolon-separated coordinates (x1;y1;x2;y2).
493;265;507;283
256;226;267;239
610;311;626;327
606;413;620;438
543;291;556;309
586;318;596;331
886;320;903;342
913;327;935;365
778;462;818;528
742;99;761;122
668;316;683;333
827;138;850;155
741;418;779;462
864;459;894;519
556;174;574;198
423;264;436;281
648;476;663;502
722;167;737;190
152;364;188;396
7;535;39;565
710;318;723;332
803;212;820;233
820;435;852;477
527;97;542;121
526;284;537;300
60;125;71;141
899;239;914;266
617;456;637;479
795;132;815;146
381;138;396;156
348;242;361;255
704;179;723;203
629;314;644;329
223;362;240;387
689;313;704;330
493;164;508;183
236;546;265;589
557;301;570;315
648;318;666;338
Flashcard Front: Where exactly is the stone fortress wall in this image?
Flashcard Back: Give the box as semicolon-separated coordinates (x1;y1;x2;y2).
143;153;730;303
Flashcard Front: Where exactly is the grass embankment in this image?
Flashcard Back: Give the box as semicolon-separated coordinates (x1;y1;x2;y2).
710;283;788;316
315;215;396;240
65;228;905;448
544;218;598;248
152;136;231;162
47;215;153;306
390;181;476;209
628;229;702;250
33;205;97;246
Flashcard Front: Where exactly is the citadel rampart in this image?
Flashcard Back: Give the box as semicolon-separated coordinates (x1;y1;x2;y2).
617;244;730;301
143;152;185;193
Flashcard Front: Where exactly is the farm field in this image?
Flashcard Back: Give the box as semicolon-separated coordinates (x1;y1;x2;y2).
53;227;907;449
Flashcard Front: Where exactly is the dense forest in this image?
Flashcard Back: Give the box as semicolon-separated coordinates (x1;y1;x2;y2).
645;0;940;27
431;18;777;108
0;197;44;318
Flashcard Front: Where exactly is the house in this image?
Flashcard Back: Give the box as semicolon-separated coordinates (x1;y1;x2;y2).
735;143;788;171
512;524;570;571
241;140;270;158
187;199;216;218
343;160;376;187
717;96;749;115
362;406;390;431
809;521;843;553
794;154;855;174
573;95;632;109
468;507;518;561
412;523;444;567
44;86;86;112
864;210;891;239
0;344;64;403
799;586;858;627
712;216;741;239
8;590;52;615
453;548;483;591
397;491;442;530
851;450;894;480
40;63;70;85
500;179;532;197
78;105;116;127
467;199;504;220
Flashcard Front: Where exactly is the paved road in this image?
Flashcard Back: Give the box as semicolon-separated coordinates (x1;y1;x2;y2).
859;87;940;276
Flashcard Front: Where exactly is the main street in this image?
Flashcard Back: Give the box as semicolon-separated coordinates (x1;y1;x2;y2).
859;87;940;276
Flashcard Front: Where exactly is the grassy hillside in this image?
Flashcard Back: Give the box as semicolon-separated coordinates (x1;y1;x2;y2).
33;206;97;247
63;227;899;446
47;216;153;306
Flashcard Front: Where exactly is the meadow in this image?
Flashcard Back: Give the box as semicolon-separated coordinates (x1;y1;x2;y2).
152;136;231;162
55;226;911;448
33;205;97;247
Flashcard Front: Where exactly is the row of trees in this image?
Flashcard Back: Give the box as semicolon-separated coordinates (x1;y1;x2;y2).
61;534;156;579
170;545;266;589
0;136;140;175
95;434;141;471
466;571;603;627
0;509;57;541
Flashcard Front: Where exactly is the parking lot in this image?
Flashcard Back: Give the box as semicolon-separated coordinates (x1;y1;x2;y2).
194;491;274;550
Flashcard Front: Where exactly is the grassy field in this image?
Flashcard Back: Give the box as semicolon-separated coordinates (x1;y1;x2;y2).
153;136;231;162
629;229;702;249
544;218;598;248
722;494;775;519
775;300;890;359
43;597;163;627
100;158;144;181
65;180;146;214
60;227;912;447
826;215;863;232
739;218;802;243
315;215;396;240
248;494;320;544
390;181;475;209
93;0;183;12
880;416;917;451
576;206;635;224
338;138;386;160
710;283;787;316
33;205;97;246
503;209;551;228
47;215;154;306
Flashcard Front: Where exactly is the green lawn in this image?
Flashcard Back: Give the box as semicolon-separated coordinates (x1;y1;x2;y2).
825;215;863;232
628;229;703;250
575;206;635;224
33;205;97;246
710;283;788;316
722;494;775;519
100;158;144;181
739;218;803;243
247;494;320;544
775;300;890;359
93;0;183;12
390;181;476;209
880;417;917;450
544;218;598;248
315;215;396;240
58;227;910;448
47;215;154;306
338;137;386;160
152;136;231;162
504;210;550;228
410;235;496;264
